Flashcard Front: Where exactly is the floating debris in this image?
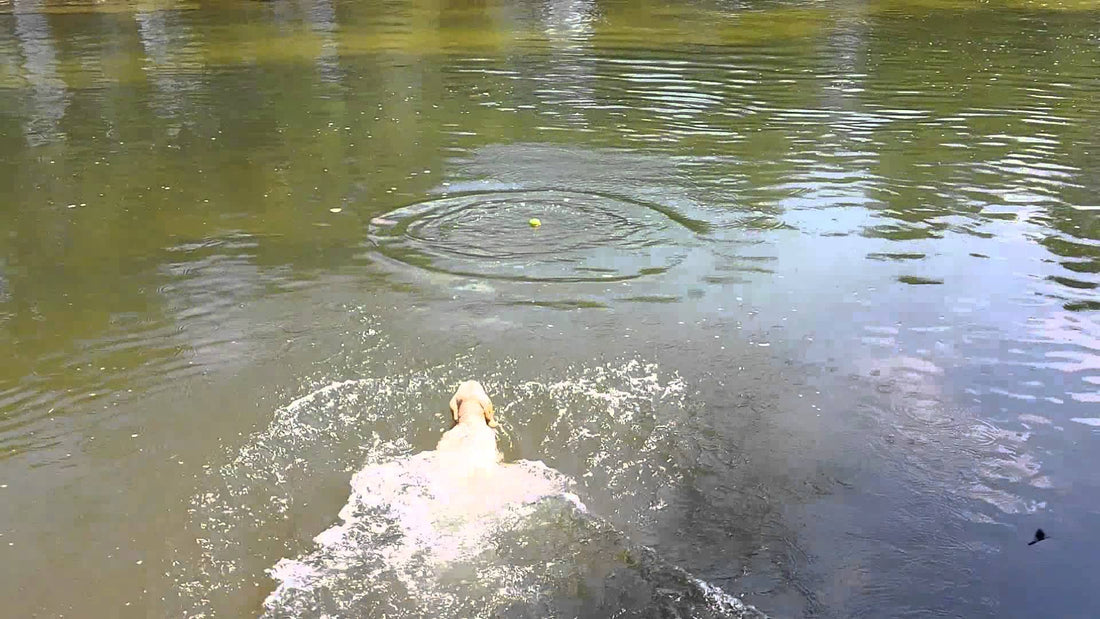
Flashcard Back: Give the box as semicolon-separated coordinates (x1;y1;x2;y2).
1028;529;1047;546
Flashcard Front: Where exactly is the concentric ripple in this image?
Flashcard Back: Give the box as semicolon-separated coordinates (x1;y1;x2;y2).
368;189;705;282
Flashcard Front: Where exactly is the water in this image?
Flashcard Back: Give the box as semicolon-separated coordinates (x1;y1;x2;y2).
1;0;1098;616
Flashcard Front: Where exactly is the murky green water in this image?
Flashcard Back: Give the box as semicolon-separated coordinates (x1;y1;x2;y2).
1;0;1098;616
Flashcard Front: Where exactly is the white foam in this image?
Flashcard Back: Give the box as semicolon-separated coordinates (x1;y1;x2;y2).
262;448;764;618
175;350;755;617
263;455;578;613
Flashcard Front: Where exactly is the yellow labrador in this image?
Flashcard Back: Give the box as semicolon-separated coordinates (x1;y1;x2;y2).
435;380;502;469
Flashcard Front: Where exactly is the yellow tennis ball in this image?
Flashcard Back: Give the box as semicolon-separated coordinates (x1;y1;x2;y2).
529;218;542;227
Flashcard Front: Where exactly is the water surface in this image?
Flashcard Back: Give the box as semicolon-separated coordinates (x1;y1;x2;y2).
1;0;1098;616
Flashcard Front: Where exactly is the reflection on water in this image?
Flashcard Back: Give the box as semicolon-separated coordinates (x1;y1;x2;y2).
0;0;1099;617
11;0;68;145
134;6;203;131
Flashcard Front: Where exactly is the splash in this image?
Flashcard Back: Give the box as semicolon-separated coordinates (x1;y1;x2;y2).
263;453;765;619
174;339;762;618
262;456;580;616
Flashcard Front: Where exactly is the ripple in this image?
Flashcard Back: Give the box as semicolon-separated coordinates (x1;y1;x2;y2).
368;189;704;282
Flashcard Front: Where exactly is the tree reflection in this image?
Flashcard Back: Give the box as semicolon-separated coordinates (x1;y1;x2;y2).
12;0;69;146
0;0;1097;462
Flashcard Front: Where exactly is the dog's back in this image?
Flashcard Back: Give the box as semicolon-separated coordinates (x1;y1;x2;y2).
436;380;503;472
436;422;501;468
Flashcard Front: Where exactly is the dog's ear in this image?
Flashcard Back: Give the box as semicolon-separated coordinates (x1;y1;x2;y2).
449;394;460;422
483;399;497;428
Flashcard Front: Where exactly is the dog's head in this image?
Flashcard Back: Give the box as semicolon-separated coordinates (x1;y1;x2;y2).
449;380;494;425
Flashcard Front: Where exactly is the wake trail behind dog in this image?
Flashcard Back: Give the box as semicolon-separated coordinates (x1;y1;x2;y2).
174;342;764;618
263;453;580;617
263;452;763;619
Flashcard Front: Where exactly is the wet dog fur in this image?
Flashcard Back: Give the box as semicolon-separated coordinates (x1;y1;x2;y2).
435;380;502;467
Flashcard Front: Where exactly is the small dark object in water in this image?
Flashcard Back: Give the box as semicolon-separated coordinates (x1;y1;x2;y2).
1028;529;1047;545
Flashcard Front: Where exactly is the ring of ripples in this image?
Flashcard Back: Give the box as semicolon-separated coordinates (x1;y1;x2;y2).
368;189;699;282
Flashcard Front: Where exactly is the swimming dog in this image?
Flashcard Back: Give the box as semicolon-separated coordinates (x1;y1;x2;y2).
435;380;502;469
